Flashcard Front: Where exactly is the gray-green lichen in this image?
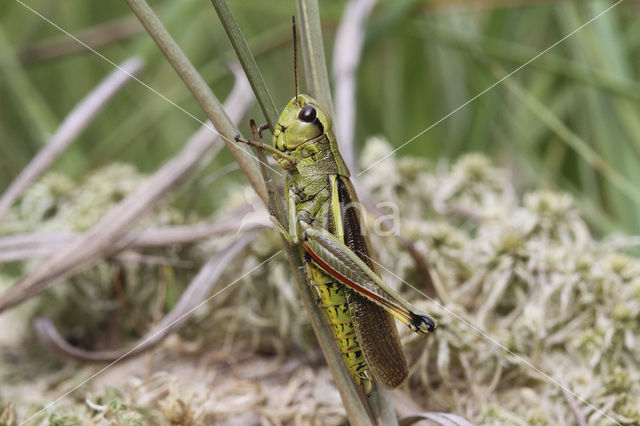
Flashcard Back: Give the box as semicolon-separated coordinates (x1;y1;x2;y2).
1;144;639;425
358;139;640;425
0;164;189;369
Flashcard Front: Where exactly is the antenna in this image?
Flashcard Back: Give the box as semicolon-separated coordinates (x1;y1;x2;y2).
292;16;299;105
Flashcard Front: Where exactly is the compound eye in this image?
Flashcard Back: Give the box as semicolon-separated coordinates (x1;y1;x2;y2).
298;104;317;123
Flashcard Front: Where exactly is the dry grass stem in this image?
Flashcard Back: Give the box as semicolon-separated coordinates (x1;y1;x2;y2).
0;204;263;262
332;0;378;171
0;70;253;312
0;57;144;223
33;231;258;362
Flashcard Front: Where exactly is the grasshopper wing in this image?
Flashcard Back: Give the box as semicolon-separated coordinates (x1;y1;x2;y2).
337;176;408;389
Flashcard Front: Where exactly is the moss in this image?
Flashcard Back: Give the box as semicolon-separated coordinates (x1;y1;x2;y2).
3;142;640;424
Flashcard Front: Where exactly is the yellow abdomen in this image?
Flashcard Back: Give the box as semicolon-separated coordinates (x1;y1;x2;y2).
306;261;373;394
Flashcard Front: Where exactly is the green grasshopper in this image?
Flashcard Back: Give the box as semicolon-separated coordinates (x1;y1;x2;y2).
235;23;436;396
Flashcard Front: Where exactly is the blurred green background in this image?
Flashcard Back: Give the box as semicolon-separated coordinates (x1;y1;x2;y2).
1;0;638;235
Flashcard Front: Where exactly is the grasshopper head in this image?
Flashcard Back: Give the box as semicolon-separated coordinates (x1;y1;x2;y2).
272;94;332;170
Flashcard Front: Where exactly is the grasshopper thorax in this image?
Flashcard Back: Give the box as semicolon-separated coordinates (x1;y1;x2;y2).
272;94;349;178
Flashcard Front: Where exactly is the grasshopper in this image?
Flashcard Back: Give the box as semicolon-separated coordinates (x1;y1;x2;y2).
235;22;436;396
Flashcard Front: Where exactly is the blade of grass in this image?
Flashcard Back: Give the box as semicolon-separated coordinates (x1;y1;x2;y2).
209;1;375;424
125;0;268;204
332;0;377;171
298;2;400;423
492;63;640;209
424;25;640;103
296;1;400;424
0;23;58;144
208;0;287;231
557;2;640;232
295;0;334;116
209;1;280;132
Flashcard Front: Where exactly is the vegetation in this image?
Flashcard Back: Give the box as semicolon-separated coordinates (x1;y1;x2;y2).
0;0;638;425
2;0;639;234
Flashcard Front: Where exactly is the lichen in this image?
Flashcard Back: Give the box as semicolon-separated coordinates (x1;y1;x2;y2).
0;163;190;369
1;144;638;425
